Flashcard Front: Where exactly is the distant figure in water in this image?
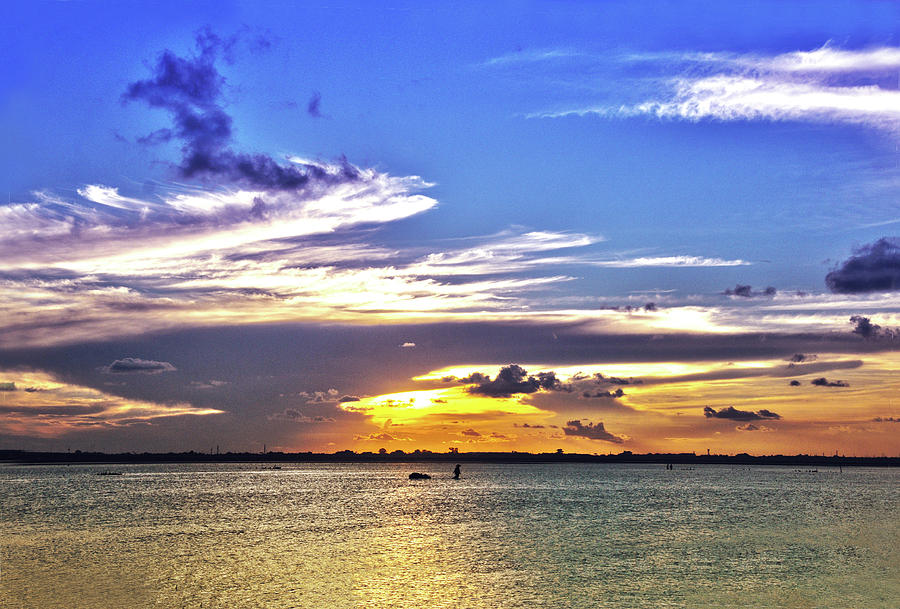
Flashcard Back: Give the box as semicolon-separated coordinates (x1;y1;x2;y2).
453;464;461;480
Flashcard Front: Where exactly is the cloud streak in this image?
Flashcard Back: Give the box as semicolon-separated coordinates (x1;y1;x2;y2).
527;44;900;134
101;358;177;375
0;369;221;437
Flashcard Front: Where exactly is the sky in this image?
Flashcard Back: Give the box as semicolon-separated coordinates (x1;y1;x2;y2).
1;0;899;456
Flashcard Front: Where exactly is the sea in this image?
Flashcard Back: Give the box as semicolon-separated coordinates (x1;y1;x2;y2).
1;462;897;608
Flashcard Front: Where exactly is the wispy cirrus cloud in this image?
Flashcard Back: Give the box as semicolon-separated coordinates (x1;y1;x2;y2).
1;175;758;348
520;44;900;134
0;369;222;437
590;255;748;268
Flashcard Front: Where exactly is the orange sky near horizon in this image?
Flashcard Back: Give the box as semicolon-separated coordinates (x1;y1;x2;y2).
332;355;900;457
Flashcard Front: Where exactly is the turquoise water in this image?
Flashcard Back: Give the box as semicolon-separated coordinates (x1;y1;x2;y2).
1;463;897;608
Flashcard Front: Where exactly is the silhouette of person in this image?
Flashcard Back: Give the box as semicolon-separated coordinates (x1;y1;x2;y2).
453;464;461;479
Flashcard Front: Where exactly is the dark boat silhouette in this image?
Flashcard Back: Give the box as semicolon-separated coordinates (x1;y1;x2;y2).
408;472;431;480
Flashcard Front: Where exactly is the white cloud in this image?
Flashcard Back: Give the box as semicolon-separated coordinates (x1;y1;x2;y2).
752;45;900;73
528;44;900;133
589;255;749;268
482;48;585;67
626;76;900;130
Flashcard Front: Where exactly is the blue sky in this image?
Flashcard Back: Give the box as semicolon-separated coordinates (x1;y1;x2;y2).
1;1;899;455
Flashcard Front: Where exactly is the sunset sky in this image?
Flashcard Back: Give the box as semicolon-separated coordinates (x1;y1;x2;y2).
2;1;899;456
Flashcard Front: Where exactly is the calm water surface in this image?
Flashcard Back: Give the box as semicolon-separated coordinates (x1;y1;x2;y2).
1;463;897;608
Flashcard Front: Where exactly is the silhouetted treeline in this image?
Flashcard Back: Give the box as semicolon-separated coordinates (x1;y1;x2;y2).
1;449;897;467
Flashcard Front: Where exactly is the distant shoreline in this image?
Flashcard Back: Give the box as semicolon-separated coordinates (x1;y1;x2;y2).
1;450;897;467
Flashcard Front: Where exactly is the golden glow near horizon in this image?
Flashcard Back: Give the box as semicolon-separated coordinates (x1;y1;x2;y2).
338;354;900;456
0;370;223;437
339;387;555;451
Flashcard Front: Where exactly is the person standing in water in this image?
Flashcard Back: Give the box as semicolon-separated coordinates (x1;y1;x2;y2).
453;464;461;479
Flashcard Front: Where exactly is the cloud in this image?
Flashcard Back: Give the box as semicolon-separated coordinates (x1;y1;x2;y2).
354;432;410;442
0;382;16;391
101;358;176;375
582;388;625;399
267;408;335;423
400;342;416;348
826;239;900;293
562;419;625;443
482;48;586;67
299;389;340;404
460;428;481;437
724;285;776;298
789;380;801;386
810;377;849;387
338;395;360;403
593;373;641;385
530;44;900;134
789;353;817;363
190;379;228;390
591;256;748;268
0;369;221;437
703;406;781;421
873;417;899;423
736;423;773;432
124;29;354;190
307;91;324;118
462;364;568;398
849;315;898;340
623;75;900;131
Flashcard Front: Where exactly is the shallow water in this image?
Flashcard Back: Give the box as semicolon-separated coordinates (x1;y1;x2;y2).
1;463;897;608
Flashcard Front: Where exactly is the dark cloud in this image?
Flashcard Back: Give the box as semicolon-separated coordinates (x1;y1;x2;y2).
515;422;546;429
463;365;569;398
563;420;625;443
643;302;657;312
724;285;776;298
460;428;481;437
582;388;625;399
703;406;781;421
789;380;801;386
810;377;849;387
0;382;16;391
0;404;109;416
307;91;324;118
789;353;817;363
850;315;898;341
451;372;489;384
124;29;357;190
825;238;900;293
593;373;641;385
873;417;899;422
338;395;360;402
101;358;176;375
